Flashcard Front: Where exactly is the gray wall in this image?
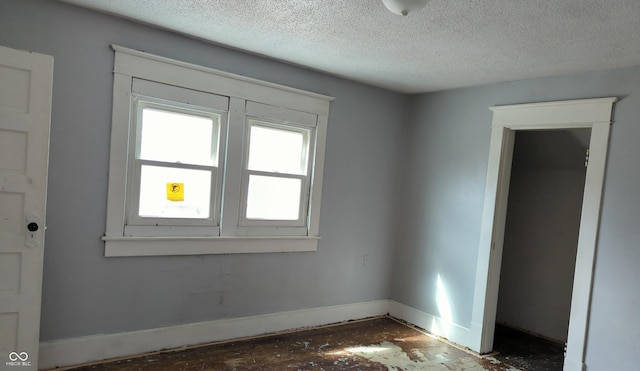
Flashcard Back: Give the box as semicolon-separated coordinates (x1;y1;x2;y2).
0;0;406;340
496;130;588;342
392;67;640;370
3;1;640;370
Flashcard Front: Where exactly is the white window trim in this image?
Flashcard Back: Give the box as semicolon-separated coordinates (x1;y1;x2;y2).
237;111;315;232
125;80;229;236
103;45;333;256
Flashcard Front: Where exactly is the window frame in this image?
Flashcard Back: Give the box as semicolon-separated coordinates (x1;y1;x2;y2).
235;114;316;236
103;45;333;256
124;81;229;237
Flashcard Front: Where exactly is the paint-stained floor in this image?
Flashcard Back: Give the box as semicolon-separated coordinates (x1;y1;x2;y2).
59;317;520;370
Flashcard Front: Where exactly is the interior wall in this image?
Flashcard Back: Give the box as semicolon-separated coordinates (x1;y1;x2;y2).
0;0;407;341
392;67;640;370
495;130;589;342
2;2;640;370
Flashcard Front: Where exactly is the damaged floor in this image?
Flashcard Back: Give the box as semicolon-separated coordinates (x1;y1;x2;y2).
56;317;539;370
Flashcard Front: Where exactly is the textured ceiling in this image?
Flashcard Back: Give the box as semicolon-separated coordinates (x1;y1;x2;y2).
59;0;640;93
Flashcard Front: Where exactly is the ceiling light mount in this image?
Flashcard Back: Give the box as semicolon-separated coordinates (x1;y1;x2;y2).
382;0;430;16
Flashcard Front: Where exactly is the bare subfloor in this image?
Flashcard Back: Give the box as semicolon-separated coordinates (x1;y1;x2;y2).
57;317;520;370
493;324;565;371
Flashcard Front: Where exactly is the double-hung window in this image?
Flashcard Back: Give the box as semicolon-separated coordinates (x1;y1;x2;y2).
238;102;316;236
126;79;228;237
103;46;332;256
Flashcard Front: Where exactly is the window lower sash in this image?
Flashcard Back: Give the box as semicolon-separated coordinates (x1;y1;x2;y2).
124;225;221;237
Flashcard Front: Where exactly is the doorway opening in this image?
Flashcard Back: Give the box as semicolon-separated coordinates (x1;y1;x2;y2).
469;97;617;371
492;129;590;371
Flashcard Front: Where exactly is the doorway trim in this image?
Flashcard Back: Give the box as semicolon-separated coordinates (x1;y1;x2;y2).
469;97;617;371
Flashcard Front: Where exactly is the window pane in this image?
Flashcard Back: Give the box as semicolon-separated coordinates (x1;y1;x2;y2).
248;124;307;175
138;165;211;219
139;107;218;166
246;175;301;220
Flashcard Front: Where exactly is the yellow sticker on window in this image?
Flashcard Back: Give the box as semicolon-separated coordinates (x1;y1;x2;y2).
166;182;184;201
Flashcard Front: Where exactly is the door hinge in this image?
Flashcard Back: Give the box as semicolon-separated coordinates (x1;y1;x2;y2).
585;149;590;168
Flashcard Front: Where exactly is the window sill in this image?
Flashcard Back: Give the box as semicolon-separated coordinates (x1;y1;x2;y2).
102;235;320;257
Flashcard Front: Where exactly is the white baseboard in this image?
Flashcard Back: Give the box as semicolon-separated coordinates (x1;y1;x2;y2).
389;300;472;350
39;299;390;369
39;299;474;370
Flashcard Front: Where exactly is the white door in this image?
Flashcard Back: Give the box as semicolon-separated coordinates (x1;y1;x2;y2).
0;45;53;371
